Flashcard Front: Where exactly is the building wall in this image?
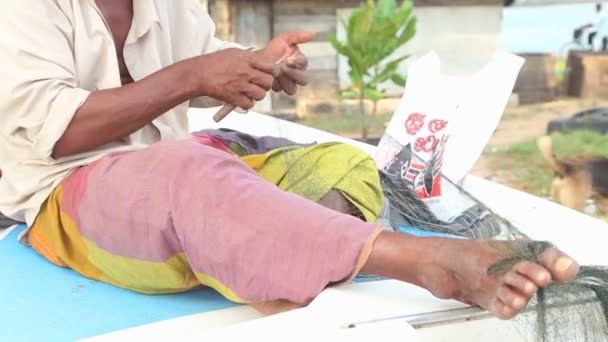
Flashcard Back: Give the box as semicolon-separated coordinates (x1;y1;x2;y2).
337;5;504;95
271;0;365;109
207;0;504;114
567;52;608;99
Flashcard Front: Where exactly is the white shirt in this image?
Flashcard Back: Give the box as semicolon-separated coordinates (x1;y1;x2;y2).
0;0;243;226
594;6;608;35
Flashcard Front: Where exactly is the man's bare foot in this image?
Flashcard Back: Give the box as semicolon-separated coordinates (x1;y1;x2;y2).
362;232;580;320
416;239;580;319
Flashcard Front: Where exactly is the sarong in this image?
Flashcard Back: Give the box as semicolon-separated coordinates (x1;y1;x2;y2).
28;133;383;312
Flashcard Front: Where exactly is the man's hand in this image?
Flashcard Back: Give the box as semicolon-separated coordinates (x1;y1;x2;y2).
193;48;279;110
262;31;315;96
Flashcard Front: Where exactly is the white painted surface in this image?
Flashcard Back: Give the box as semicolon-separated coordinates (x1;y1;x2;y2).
464;176;608;266
80;306;264;342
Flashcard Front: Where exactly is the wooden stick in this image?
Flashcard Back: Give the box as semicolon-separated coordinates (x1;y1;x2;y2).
212;104;235;122
213;53;291;123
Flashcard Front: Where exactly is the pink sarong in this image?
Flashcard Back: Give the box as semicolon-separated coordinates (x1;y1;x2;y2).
29;136;381;313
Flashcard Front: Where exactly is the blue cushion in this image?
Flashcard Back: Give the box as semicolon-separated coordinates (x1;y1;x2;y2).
0;225;239;342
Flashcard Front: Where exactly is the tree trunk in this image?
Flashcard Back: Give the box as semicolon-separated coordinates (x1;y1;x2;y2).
371;100;378;120
359;88;368;140
371;65;379;118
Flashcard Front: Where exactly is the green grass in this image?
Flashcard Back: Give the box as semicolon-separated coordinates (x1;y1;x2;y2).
490;130;608;198
508;130;608;159
297;112;393;138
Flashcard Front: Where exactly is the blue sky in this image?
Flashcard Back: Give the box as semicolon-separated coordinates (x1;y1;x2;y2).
502;3;598;54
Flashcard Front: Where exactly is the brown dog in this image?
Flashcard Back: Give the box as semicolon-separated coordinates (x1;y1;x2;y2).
537;136;608;214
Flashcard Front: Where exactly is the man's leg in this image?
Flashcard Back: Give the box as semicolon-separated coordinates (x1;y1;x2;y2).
588;31;598;48
28;139;579;318
29;139;380;305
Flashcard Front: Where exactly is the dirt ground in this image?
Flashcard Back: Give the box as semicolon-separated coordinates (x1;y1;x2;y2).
470;98;608;181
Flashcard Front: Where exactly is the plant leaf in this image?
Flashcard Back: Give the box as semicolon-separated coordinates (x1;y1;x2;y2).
349;67;363;84
377;0;397;19
369;55;409;87
364;87;385;102
352;3;375;57
328;33;347;56
338;15;349;31
338;87;361;100
343;46;366;78
393;0;413;27
329;0;416;99
391;73;407;87
397;17;417;46
346;7;364;47
370;2;416;65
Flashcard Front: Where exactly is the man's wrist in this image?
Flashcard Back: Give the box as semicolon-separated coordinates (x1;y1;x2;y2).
252;47;267;57
179;56;206;99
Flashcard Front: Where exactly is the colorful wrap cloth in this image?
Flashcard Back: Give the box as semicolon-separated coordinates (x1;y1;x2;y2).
0;212;17;229
199;128;383;223
197;128;315;156
241;144;382;223
28;132;384;312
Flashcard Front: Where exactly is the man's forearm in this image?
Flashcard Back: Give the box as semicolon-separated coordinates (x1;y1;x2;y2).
52;58;198;159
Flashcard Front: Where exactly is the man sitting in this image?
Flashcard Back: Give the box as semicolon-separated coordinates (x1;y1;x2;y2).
574;2;608;51
0;0;578;318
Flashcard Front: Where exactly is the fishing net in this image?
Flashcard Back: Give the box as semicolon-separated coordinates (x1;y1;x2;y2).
379;167;608;341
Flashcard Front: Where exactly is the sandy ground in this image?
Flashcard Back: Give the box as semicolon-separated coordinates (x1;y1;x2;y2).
470;98;608;180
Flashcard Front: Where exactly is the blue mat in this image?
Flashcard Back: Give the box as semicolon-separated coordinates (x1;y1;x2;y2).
398;225;466;239
0;225;239;342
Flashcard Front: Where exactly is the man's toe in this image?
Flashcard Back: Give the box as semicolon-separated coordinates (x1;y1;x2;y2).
504;270;538;296
497;285;528;312
538;248;579;282
513;260;551;287
493;299;518;320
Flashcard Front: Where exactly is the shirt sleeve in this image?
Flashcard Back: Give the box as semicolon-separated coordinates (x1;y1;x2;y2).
0;1;91;162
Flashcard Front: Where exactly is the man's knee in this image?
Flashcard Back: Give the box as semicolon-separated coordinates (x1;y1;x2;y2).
154;140;253;179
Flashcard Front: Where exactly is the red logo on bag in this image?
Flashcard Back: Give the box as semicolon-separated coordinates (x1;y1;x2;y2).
414;135;439;153
405;113;426;135
428;119;448;133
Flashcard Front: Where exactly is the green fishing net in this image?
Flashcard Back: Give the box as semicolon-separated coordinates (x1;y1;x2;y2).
380;170;608;341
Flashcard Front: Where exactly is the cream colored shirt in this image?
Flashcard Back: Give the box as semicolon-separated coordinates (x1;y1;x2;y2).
0;0;243;228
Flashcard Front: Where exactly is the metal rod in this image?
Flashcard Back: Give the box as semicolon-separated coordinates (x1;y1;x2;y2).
412;297;599;329
344;296;599;330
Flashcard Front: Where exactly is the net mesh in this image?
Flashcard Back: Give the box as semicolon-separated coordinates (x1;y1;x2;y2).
379;169;608;341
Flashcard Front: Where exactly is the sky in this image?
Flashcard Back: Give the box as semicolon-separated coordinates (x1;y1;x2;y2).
502;2;599;54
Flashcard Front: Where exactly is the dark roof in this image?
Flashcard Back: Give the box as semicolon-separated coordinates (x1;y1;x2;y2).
513;0;597;5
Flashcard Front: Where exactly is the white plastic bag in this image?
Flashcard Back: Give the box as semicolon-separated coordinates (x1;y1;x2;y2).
375;51;524;222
